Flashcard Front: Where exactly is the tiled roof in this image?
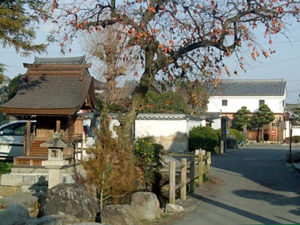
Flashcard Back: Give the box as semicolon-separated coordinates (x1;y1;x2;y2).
0;74;92;111
0;56;95;115
34;56;86;65
208;79;286;96
136;113;206;120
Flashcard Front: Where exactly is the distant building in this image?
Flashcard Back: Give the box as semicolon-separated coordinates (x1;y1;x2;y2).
207;79;286;141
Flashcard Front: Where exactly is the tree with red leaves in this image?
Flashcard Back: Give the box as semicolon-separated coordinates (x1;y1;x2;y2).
51;0;300;142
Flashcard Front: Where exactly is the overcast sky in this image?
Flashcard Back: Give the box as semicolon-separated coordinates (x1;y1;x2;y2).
1;18;300;104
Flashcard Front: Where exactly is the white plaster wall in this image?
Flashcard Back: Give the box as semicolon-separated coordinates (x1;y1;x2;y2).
207;96;285;114
292;127;300;137
284;122;300;138
187;120;206;134
135;120;187;138
135;119;190;152
211;118;221;130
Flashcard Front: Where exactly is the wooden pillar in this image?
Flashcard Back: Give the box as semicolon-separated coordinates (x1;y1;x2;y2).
189;155;195;194
169;161;176;204
207;152;211;176
56;120;61;133
25;120;31;156
289;120;293;163
180;158;187;201
198;154;203;185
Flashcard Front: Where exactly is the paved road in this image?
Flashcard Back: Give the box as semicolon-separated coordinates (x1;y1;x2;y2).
172;145;300;225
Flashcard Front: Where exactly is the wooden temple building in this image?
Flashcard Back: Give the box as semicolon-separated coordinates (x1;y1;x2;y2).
0;56;96;167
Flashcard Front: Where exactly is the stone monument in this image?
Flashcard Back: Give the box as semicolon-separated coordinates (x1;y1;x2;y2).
41;132;71;188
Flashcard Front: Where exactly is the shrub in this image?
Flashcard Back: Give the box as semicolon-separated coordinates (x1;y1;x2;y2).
133;137;164;191
284;136;300;143
293;136;300;143
216;128;244;144
0;162;13;174
189;126;219;152
229;129;244;144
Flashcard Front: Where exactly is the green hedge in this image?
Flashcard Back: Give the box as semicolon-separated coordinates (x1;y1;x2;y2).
229;129;244;144
189;126;219;152
216;128;244;144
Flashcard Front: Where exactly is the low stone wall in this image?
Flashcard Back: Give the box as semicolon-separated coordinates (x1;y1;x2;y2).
0;166;78;198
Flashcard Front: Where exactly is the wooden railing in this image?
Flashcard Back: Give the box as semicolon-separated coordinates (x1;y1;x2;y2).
164;150;211;204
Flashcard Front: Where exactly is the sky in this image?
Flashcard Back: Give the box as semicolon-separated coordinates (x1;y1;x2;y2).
1;18;300;104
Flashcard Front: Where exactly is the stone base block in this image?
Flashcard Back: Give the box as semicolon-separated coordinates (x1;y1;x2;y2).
0;186;20;197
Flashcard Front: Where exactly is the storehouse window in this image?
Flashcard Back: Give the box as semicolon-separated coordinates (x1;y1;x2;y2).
259;100;265;106
222;99;228;106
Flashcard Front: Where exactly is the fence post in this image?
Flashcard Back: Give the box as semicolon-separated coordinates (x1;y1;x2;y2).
180;158;187;201
198;154;203;185
207;152;211;175
169;161;176;204
189;155;195;194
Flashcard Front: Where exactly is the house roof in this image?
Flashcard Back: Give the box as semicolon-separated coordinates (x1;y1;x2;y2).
0;56;96;116
208;79;286;96
33;56;86;65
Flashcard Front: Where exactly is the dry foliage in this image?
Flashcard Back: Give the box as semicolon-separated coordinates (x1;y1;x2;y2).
82;24;137;109
83;116;136;203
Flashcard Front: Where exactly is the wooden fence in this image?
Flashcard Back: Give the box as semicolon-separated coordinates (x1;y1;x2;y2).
165;150;211;204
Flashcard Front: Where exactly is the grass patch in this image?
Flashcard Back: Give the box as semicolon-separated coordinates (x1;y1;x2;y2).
203;173;209;182
161;213;170;219
0;162;13;174
140;213;171;224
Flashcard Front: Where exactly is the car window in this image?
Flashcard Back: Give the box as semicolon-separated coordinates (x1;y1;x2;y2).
0;122;26;136
0;121;37;136
15;124;27;136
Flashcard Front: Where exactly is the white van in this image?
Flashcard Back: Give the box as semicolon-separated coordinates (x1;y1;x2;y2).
0;120;36;159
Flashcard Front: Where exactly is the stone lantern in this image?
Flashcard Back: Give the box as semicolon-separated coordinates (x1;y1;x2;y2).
41;132;72;188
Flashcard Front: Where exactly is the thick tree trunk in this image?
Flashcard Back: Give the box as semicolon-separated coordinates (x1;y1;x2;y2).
256;126;260;143
119;47;157;146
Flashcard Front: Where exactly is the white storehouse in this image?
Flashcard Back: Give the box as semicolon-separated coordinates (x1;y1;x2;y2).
207;79;287;141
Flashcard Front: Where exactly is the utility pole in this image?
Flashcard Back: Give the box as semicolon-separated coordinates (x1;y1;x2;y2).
289;120;293;163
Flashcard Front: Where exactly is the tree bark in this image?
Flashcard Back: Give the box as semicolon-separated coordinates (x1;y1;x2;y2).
256;126;260;143
119;45;157;145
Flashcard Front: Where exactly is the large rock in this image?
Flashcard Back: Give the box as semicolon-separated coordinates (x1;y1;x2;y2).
131;192;161;220
22;216;63;225
101;204;139;225
0;192;39;217
0;203;30;225
71;223;102;225
165;203;184;214
40;183;100;222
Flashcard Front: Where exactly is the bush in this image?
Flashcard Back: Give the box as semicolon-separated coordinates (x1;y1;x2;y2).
0;162;13;174
216;128;244;144
189;126;219;152
229;129;244;144
133;137;164;191
284;136;300;143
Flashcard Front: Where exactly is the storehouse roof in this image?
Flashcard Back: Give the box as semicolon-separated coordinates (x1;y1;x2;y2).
208;79;286;96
